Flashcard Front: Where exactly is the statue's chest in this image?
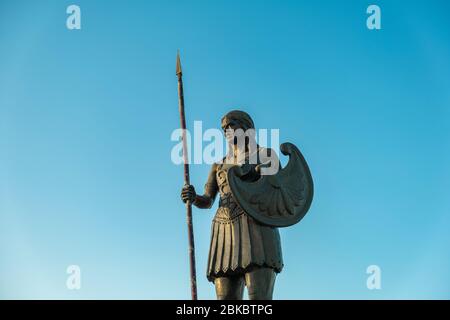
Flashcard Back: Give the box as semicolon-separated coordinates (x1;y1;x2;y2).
216;163;236;196
215;163;244;221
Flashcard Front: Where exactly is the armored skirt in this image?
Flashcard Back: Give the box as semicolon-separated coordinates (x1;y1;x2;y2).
206;193;284;282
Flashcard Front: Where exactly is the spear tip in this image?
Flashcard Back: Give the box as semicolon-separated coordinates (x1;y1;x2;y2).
176;50;182;76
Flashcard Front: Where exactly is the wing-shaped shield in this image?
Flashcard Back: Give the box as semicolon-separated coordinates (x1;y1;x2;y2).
227;143;313;227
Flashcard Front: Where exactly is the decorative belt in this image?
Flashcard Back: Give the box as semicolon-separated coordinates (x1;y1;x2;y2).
215;194;244;223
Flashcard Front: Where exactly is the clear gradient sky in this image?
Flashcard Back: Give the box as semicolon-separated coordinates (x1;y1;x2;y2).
1;0;449;299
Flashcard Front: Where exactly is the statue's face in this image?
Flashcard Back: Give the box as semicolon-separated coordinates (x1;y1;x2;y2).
222;119;244;142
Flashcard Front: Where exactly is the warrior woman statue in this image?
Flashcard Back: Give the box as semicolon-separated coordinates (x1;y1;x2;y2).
181;110;313;300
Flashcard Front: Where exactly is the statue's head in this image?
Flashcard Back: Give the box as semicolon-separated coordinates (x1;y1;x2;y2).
221;110;255;143
221;110;254;131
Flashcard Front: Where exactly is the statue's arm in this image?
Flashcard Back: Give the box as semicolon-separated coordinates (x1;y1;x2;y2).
239;147;281;180
193;163;218;209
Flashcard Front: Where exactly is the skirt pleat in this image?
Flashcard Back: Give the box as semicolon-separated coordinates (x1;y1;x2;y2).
214;223;225;273
248;217;265;265
239;214;252;269
222;223;232;272
230;219;240;270
261;225;283;267
208;222;219;274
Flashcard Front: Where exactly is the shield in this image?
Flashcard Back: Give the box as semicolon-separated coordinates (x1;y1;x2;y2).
227;142;313;227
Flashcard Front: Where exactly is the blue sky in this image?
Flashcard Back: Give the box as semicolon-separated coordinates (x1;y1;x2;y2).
0;0;449;299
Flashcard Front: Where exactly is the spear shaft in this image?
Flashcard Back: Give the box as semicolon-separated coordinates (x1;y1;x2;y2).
176;52;198;300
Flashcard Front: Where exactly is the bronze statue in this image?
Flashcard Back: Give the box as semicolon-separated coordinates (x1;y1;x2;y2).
180;110;314;300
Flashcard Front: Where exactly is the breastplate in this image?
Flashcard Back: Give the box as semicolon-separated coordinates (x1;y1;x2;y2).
214;164;244;222
216;164;233;197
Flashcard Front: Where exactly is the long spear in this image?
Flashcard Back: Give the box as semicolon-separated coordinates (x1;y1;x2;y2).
176;51;198;300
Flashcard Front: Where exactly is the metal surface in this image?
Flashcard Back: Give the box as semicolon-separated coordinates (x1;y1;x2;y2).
176;52;198;300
